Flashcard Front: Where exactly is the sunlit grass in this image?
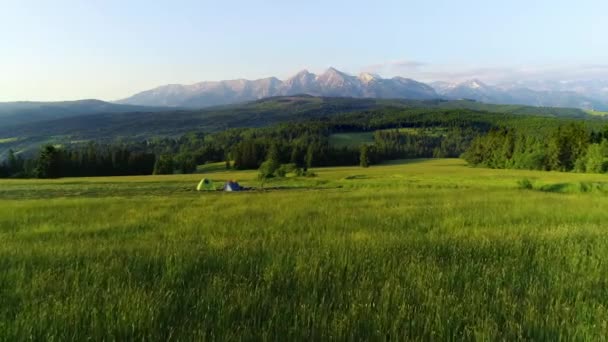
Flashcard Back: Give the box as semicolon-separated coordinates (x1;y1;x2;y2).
0;137;19;144
2;159;608;339
585;109;608;116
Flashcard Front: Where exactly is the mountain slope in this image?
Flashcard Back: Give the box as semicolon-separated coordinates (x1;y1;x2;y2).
0;96;381;140
118;68;439;107
0;100;167;127
434;80;608;111
0;96;593;142
120;68;608;110
0;96;599;159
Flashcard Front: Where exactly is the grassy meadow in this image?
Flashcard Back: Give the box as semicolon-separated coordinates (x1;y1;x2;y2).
0;138;18;144
2;159;608;340
586;109;608;116
329;132;374;148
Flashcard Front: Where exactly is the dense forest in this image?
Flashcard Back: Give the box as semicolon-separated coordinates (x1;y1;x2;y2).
2;105;607;179
463;123;608;173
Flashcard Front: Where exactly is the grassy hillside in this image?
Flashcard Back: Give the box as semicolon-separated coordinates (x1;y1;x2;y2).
2;95;607;163
2;98;594;139
0;96;375;139
0;96;381;157
586;109;608;116
2;159;608;339
0;99;167;127
328;132;374;148
414;99;593;117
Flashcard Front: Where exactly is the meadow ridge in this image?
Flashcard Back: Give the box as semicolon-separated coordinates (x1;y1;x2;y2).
2;159;608;340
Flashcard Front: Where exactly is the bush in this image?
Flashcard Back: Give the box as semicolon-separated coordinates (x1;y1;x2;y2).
579;182;592;193
517;178;534;190
585;144;605;174
513;151;548;171
153;155;175;175
258;160;277;180
276;163;299;177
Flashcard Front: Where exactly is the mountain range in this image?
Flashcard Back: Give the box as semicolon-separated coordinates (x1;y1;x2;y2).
432;79;608;111
117;68;438;107
118;67;608;111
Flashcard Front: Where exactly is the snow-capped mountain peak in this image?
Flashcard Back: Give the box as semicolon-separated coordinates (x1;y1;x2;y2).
460;79;488;90
118;67;439;107
358;72;381;83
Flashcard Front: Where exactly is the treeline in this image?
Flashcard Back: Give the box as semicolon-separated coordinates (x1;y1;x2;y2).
372;127;477;160
463;123;608;173
1;145;156;179
1;125;477;179
224;125;477;171
5;106;600;179
139;107;524;174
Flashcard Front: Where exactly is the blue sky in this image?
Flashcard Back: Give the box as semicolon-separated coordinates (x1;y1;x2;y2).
1;0;607;101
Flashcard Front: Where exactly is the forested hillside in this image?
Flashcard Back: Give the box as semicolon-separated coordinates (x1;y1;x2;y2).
0;96;599;159
2;96;607;179
463;123;608;173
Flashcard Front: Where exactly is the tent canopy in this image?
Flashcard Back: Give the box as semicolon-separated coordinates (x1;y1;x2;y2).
223;181;242;192
197;178;215;191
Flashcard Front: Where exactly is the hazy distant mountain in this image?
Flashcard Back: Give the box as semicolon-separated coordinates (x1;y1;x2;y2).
433;80;608;111
0;100;166;127
118;68;439;107
432;79;501;103
119;67;608;110
498;79;608;104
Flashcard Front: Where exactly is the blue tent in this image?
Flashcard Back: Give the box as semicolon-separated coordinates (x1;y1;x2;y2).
223;181;242;192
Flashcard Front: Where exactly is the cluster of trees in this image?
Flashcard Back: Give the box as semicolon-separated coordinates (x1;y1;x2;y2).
371;127;478;161
463;123;608;173
0;150;29;178
7;106;599;179
256;144;314;186
0;120;482;179
1;144;156;179
226;125;479;172
231;137;359;170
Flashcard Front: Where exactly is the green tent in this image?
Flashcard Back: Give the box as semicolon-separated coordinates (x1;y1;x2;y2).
196;178;215;191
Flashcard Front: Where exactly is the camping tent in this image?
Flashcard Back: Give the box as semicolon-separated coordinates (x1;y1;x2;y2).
196;178;215;191
223;181;241;192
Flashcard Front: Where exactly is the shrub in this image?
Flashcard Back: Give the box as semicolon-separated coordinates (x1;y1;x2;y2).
153;155;174;175
276;163;299;177
258;160;277;180
579;182;592;193
585;144;605;174
517;178;534;190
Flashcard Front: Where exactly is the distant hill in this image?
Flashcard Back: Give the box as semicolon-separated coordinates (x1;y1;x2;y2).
117;68;439;108
0;96;380;141
0;99;168;127
0;96;600;159
1;96;594;140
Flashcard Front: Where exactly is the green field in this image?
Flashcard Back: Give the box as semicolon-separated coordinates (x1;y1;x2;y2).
379;127;449;136
586;109;608;116
0;137;18;144
329;132;374;148
3;159;608;339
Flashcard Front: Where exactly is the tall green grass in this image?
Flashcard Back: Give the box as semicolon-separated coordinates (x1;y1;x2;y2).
328;132;374;148
2;159;608;339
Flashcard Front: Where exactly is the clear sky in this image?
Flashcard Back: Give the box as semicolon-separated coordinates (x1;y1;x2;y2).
1;0;607;101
